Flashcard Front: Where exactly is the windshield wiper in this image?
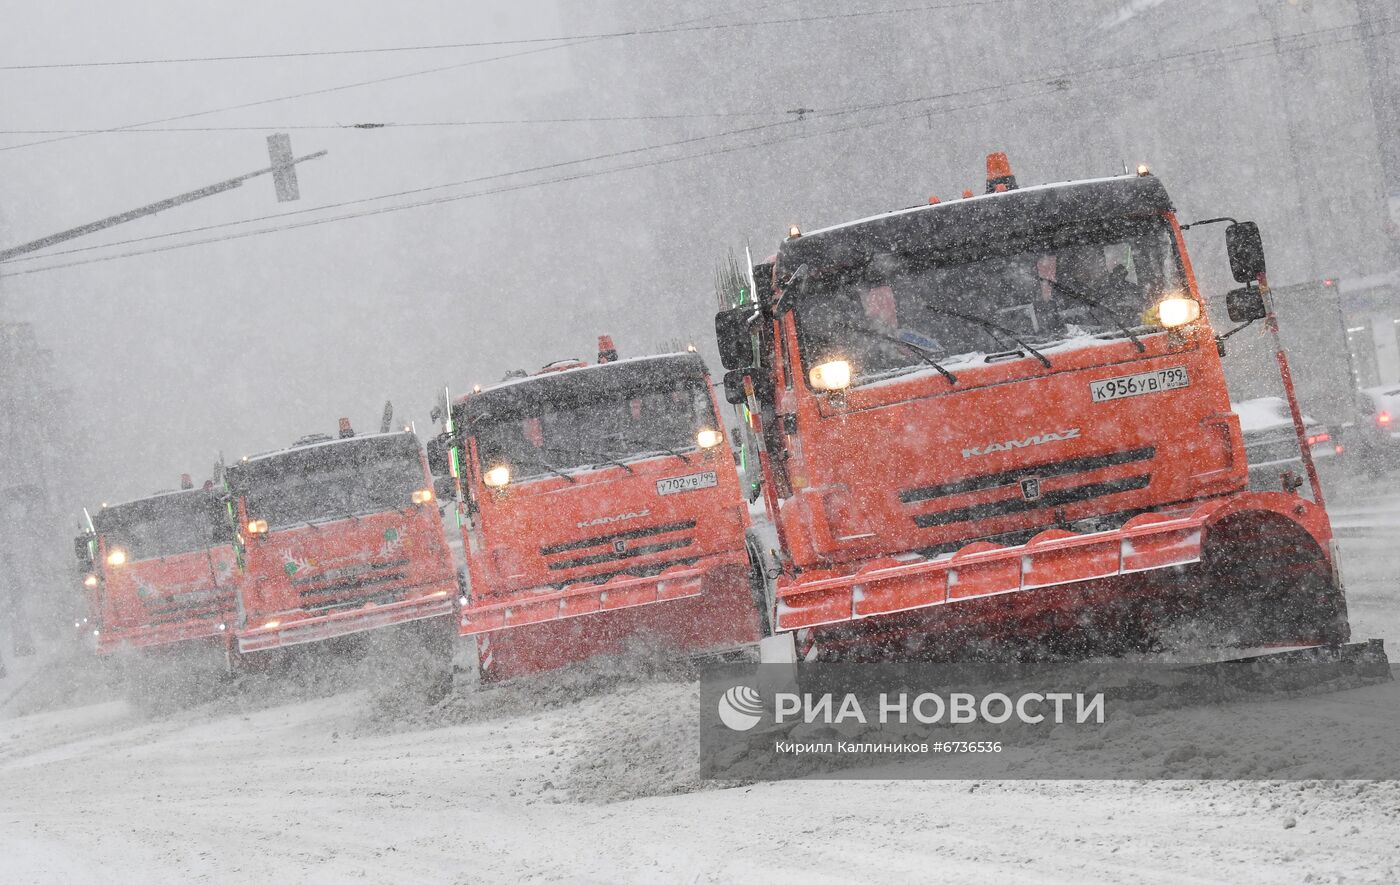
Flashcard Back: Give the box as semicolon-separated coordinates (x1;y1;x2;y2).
922;304;1052;368
1036;276;1146;353
843;323;958;384
516;453;578;484
544;445;635;475
616;436;691;465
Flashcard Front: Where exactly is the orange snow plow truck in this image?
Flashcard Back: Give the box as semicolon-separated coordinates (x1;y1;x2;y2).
447;342;762;681
86;477;238;657
716;153;1373;664
229;424;457;653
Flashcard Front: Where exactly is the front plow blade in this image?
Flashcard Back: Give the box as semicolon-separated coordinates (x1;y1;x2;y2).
776;492;1348;661
776;511;1210;632
237;592;454;653
459;565;707;636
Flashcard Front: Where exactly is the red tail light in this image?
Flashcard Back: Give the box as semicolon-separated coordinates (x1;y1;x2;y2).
1379;412;1392;426
1306;433;1329;446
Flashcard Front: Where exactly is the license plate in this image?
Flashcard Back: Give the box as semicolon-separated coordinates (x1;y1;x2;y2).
1089;367;1190;403
656;471;718;496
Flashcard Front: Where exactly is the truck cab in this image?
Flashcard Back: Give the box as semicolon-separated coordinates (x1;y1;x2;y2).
88;484;238;656
717;154;1349;660
448;343;760;680
228;427;457;653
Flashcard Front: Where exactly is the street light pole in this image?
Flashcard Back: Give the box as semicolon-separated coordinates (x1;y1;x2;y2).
0;134;326;264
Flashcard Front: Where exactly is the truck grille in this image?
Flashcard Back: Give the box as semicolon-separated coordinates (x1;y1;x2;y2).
900;447;1155;529
292;558;411;609
540;520;697;573
142;589;232;625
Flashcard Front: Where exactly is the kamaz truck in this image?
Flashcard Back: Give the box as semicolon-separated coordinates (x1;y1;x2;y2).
446;340;761;681
228;424;457;654
716;154;1364;664
86;478;238;658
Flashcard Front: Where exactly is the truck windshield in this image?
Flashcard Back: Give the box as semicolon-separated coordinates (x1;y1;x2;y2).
466;361;718;482
96;491;227;561
235;434;425;529
793;217;1185;385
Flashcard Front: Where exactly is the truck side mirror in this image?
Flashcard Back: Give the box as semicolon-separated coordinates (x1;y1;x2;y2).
213;515;238;544
722;368;748;405
425;432;452;477
1226;286;1266;323
715;307;752;371
1226;221;1266;283
73;536;93;569
432;475;457;503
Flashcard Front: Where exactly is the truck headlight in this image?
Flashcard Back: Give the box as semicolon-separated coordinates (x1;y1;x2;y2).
246;519;268;535
106;548;127;566
809;359;852;391
483;465;512;488
696;429;723;449
411;488;435;505
1156;295;1201;328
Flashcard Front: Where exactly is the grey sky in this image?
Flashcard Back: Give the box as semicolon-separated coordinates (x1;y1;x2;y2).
2;0;1396;509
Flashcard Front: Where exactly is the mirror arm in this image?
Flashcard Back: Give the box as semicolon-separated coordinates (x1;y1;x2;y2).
1179;216;1239;231
1215;319;1255;344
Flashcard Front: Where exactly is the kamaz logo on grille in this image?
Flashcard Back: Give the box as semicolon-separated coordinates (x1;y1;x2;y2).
576;509;651;529
962;428;1080;459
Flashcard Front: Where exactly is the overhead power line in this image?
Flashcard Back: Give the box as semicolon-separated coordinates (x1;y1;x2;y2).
0;0;799;154
5;16;1393;277
0;112;788;135
0;2;1020;71
0;37;610;154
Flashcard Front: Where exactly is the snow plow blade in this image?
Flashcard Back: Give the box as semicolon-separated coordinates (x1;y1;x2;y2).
237;592;454;653
775;493;1339;646
459;562;715;636
1176;639;1391;693
97;620;231;655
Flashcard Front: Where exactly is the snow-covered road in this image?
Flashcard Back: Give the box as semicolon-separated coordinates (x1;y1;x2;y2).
3;479;1399;884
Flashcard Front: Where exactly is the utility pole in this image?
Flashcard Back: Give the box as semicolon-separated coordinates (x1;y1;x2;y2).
0;134;326;264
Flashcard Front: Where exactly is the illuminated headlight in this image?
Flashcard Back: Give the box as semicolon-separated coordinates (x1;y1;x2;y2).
411;488;435;505
696;429;724;449
1157;295;1201;328
262;620;280;630
218;623;228;632
83;574;99;588
246;519;268;535
483;465;512;488
106;548;127;566
809;359;852;391
92;629;100;637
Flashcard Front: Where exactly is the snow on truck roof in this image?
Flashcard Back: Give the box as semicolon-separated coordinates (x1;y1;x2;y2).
242;430;417;464
776;173;1174;277
95;486;213;517
453;351;707;406
798;174;1147;240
